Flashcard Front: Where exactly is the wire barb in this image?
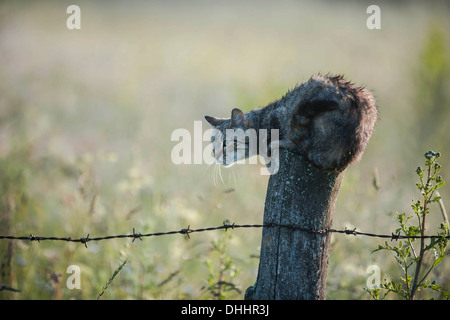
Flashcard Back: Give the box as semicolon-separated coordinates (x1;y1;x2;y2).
180;225;191;239
391;232;401;241
223;221;235;231
344;227;357;236
131;228;142;243
80;234;90;248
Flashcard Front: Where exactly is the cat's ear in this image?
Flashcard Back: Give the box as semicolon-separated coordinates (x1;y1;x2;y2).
205;115;226;127
231;108;249;127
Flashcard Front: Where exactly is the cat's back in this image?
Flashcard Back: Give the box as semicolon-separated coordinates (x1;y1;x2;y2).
285;74;377;171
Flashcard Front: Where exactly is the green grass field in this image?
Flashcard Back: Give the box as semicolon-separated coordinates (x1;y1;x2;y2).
0;0;449;299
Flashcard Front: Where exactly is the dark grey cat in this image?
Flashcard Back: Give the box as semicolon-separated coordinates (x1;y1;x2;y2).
205;74;378;172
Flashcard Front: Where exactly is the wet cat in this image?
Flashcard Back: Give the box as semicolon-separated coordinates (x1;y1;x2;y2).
205;74;377;172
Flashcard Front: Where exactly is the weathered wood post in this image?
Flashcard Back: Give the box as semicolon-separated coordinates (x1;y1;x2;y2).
245;148;344;300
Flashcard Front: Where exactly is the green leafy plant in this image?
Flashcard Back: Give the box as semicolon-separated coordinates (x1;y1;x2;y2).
203;223;241;300
366;151;449;300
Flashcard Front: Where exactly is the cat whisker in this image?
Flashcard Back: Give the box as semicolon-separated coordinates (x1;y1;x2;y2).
213;164;218;187
234;164;242;182
230;166;237;186
201;161;215;179
218;164;225;185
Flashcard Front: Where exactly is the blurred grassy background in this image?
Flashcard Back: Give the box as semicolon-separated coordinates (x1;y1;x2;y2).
0;0;449;299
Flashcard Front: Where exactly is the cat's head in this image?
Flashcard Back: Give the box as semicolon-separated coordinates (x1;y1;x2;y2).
205;108;256;166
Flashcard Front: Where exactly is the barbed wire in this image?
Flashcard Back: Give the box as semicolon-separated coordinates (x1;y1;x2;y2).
0;222;449;248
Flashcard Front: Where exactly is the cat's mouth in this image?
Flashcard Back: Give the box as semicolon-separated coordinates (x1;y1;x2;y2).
212;140;252;167
213;145;247;167
212;150;234;167
221;161;234;167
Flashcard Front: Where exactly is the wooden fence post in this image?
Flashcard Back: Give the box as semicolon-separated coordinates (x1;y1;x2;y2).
245;148;344;300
